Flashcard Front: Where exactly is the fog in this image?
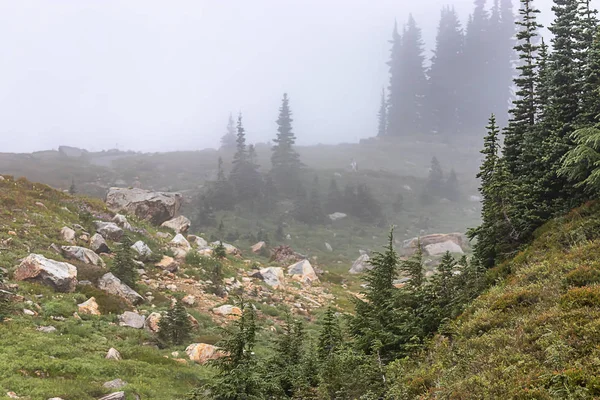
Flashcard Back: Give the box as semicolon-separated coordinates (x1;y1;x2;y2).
0;1;568;153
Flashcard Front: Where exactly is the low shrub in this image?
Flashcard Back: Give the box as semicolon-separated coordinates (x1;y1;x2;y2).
561;286;600;309
564;265;600;288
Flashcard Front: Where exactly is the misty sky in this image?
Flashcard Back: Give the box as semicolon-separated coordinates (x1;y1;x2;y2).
0;1;570;153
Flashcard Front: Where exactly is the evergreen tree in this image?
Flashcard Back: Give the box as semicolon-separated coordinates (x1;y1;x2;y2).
69;179;77;195
229;115;262;202
400;239;424;289
534;38;551;120
111;235;138;288
504;0;542;174
559;121;600;194
387;16;428;135
377;88;388;137
308;176;326;225
462;0;491;132
469;115;516;268
317;307;342;361
580;25;600;124
205;157;235;211
271;93;302;195
325;178;343;214
430;251;457;316
421;156;445;203
221;113;237;149
158;299;192;346
214;241;227;259
444;168;460;201
428;6;465;136
354;184;383;223
206;299;270;399
350;230;403;361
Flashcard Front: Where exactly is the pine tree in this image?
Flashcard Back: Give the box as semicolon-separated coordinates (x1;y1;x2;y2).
271;93;302;195
229;115;262;202
428;6;465;136
504;0;542;174
158;300;193;346
400;239;424;289
462;0;491;133
207;299;269;399
559;121;600;194
421;156;445;203
326;178;343;214
269;314;307;397
469;115;516;268
206;157;235;211
580;25;600;124
387;16;428;135
221;113;237;149
444;168;460;201
69;179;77;195
534;38;551;121
308;176;326;225
214;241;227;259
111;235;138;289
230;114;248;185
377;88;388;137
431;251;457;314
317;307;342;361
350;229;403;361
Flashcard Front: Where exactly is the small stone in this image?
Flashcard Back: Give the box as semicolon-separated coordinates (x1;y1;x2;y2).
60;226;76;244
182;295;196;306
23;309;36;316
98;392;125;400
37;326;57;333
106;347;122;360
103;378;127;390
78;297;101;315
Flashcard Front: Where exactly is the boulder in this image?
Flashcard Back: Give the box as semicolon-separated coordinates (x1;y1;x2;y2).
185;343;222;364
98;273;144;305
106;348;122;360
161;215;191;234
61;246;105;267
349;251;371;274
90;233;110;254
257;267;284;289
210;241;240;255
328;212;347;221
131;241;152;258
60;226;76;244
325;242;333;252
144;312;162;333
287;260;319;284
78;297;101;315
402;233;466;255
188;235;208;248
170;234;191;259
94;221;124;241
105;187;183;225
155;256;178;272
98;392;125;400
251;241;266;254
112;214;133;231
119;311;145;329
14;254;78;292
103;379;127;390
424;240;464;256
212;305;242;317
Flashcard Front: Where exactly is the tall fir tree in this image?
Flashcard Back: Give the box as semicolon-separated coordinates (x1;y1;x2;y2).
377;88;388;137
230;115;261;202
387;16;428;135
428;6;465;136
158;300;192;346
111;235;138;289
317;307;343;361
271;93;302;195
504;0;542;174
221;113;237;149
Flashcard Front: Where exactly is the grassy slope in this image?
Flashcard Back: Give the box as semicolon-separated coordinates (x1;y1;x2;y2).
389;201;600;399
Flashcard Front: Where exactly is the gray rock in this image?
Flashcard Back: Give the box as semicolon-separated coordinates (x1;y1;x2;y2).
93;221;124;241
37;326;57;333
90;233;110;254
287;260;319;283
103;379;127;390
349;252;371;274
131;241;152;258
60;226;76;244
161;215;191;234
424;241;464;256
328;212;347;221
187;235;208;248
325;242;333;252
119;311;145;329
14;254;78;292
105;187;183;225
105;347;122;360
61;246;105;267
98;273;144;305
257;267;284;288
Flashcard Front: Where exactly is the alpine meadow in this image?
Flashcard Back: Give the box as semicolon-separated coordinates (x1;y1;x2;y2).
3;0;600;399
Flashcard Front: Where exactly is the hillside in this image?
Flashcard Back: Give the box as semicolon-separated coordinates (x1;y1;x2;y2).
388;201;600;399
0;176;362;400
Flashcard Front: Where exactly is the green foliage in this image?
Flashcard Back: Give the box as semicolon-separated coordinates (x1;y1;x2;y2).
317;307;342;361
158;300;193;346
110;235;138;289
214;241;227;259
560;125;600;193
